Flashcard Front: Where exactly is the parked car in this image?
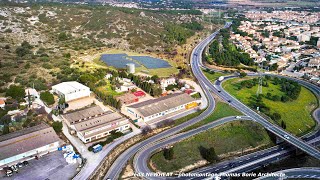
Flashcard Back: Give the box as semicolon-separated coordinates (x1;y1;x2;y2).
22;161;29;166
3;167;13;177
11;165;18;173
16;162;23;168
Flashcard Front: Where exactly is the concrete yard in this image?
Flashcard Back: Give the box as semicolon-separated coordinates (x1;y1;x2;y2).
0;151;79;180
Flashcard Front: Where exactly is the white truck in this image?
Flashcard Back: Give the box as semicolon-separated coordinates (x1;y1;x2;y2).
218;76;224;81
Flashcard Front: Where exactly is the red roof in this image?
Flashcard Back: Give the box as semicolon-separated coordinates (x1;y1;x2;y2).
0;99;5;105
133;91;146;97
184;89;193;94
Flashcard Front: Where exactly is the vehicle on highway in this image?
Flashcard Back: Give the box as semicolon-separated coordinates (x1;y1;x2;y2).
218;76;224;81
218;90;221;93
235;116;241;119
227;100;232;103
284;135;290;139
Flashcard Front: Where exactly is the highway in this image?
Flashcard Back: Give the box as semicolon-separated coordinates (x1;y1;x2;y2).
255;168;320;180
105;22;320;179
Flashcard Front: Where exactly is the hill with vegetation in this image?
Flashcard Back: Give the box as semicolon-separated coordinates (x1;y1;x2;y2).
0;2;211;93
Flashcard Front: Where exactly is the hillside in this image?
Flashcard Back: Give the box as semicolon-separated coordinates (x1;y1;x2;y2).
0;3;213;92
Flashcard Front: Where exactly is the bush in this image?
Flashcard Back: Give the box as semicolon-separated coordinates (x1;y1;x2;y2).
6;85;25;101
40;91;55;105
52;121;63;133
163;148;174;160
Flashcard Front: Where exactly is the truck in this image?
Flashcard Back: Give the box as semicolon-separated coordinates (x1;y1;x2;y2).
93;144;103;153
218;76;224;81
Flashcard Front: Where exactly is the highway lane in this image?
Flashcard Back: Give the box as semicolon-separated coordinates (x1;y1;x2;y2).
255;168;320;180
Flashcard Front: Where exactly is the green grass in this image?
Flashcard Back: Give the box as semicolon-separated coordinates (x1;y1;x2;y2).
203;71;226;82
150;121;272;172
183;101;242;131
96;80;123;96
223;77;318;135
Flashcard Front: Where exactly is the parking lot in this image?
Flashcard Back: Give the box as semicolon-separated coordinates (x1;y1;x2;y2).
0;151;79;180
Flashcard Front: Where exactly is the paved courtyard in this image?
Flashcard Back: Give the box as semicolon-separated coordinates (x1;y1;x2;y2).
0;151;79;180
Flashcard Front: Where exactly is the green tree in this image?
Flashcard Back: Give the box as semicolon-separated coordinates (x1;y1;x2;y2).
2;125;10;134
239;72;247;78
163;147;174;160
52;121;63;133
6;85;25;101
40;91;55;105
281;120;287;129
205;147;218;163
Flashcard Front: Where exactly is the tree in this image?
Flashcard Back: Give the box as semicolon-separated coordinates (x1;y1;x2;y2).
273;112;281;121
2;125;10;134
6;85;25;101
52;121;63;133
141;125;152;135
40;91;55;105
206;147;218;163
163;147;174;160
239;72;247;78
281;120;287;129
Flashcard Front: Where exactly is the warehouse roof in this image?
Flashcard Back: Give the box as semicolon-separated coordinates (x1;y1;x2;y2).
74;112;128;138
63;105;107;124
0;123;60;161
52;81;90;95
127;93;195;117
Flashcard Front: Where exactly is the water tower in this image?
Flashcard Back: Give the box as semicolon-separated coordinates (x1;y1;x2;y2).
126;63;135;74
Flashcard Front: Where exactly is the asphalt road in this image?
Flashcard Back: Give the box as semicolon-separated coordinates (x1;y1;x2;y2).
255;168;320;180
105;22;320;179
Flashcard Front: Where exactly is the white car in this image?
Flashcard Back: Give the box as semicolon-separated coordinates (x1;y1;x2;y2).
284;135;290;139
235;116;241;119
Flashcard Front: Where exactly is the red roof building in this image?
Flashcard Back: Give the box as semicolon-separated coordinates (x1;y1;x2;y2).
133;91;146;98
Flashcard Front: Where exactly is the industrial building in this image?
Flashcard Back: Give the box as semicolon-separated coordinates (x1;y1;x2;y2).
62;105;130;143
52;81;91;102
126;93;198;122
0;123;60;168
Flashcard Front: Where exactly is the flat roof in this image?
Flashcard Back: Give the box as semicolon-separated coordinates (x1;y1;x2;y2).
74;112;128;138
0;123;60;161
127;93;195;117
52;81;89;95
62;105;106;124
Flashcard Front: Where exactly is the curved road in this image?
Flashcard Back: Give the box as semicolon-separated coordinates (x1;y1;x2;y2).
105;23;320;179
132;23;320;179
103;24;233;180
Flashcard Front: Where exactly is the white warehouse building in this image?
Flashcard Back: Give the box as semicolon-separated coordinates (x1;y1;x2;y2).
52;81;91;102
0;123;60;168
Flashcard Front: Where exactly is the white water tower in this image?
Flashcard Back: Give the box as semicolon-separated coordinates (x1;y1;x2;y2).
126;63;135;74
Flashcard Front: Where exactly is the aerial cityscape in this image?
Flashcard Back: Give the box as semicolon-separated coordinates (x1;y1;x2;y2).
0;0;319;179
